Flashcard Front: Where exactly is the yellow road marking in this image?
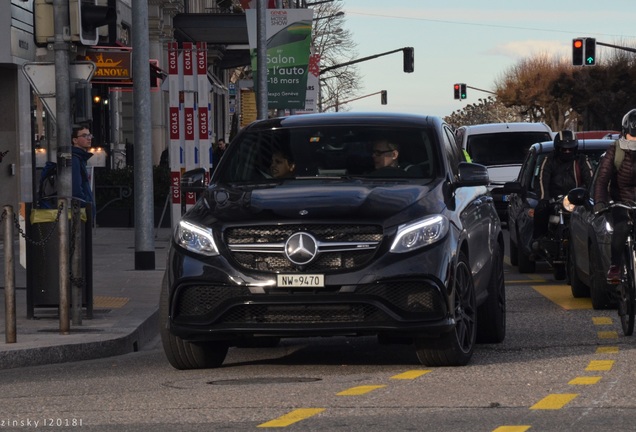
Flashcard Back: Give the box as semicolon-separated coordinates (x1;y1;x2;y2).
532;285;592;309
492;427;531;432
257;408;325;428
530;393;578;410
569;376;602;385
337;385;386;396
593;317;613;325
598;331;618;339
596;346;619;354
586;360;614;371
391;370;431;380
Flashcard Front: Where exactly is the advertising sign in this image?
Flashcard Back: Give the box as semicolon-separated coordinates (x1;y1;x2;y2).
246;9;314;109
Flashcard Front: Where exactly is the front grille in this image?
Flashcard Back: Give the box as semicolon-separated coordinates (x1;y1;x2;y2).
225;224;383;272
174;280;444;325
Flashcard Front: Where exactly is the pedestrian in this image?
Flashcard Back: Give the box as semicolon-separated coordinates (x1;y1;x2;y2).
213;138;227;167
71;125;94;209
593;109;636;283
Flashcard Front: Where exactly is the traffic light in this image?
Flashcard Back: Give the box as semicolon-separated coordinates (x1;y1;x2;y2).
72;0;117;46
380;90;387;105
403;47;414;73
584;38;596;66
453;84;460;100
572;38;584;66
460;84;467;100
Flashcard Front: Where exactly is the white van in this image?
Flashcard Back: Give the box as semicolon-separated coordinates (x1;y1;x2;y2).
455;122;553;223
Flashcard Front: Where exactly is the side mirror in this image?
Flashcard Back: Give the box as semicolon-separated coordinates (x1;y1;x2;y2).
457;162;489;187
180;168;207;194
567;187;592;209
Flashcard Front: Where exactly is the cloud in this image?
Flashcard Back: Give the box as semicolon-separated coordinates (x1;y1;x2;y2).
486;40;569;59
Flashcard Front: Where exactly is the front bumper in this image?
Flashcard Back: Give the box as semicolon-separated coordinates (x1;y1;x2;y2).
166;239;456;342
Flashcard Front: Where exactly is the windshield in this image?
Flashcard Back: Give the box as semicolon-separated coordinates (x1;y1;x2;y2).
217;125;439;183
467;131;552;165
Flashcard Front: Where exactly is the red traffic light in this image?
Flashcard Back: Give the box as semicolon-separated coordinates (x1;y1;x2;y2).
453;84;460;100
573;39;583;49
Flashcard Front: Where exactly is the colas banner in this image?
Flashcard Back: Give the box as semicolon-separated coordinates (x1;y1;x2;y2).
246;8;314;109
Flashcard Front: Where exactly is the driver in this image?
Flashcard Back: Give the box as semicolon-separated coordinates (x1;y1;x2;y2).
532;130;593;251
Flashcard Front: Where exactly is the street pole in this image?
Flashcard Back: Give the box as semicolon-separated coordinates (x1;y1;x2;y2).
53;0;73;335
132;0;155;270
256;0;268;119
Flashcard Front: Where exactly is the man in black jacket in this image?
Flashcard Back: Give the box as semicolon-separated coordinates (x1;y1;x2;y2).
532;130;593;250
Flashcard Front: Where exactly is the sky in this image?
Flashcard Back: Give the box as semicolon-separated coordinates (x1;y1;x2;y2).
337;0;636;118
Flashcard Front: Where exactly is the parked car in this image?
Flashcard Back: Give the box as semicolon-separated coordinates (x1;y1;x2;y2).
160;112;506;369
504;139;612;276
456;122;553;223
567;152;617;309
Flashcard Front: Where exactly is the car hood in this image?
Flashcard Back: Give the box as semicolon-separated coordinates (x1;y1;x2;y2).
195;180;444;224
485;164;522;186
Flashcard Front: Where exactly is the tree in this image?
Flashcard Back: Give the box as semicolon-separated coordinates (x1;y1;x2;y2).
494;54;574;130
310;2;361;112
444;97;522;128
493;49;636;131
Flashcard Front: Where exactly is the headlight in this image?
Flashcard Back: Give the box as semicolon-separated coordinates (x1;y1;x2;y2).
175;220;219;256
390;215;449;253
562;196;576;213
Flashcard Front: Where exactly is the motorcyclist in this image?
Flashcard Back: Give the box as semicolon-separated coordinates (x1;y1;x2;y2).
593;108;636;283
532;130;593;251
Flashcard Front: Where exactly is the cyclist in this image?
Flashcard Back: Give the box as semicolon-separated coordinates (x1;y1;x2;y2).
594;108;636;283
532;130;593;251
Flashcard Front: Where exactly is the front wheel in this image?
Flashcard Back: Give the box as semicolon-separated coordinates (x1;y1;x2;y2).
618;246;636;336
415;252;476;366
160;277;229;369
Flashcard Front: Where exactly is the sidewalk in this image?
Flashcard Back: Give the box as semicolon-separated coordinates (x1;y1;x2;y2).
0;226;170;369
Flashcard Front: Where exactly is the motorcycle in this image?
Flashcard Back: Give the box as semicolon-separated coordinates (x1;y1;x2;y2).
532;195;576;280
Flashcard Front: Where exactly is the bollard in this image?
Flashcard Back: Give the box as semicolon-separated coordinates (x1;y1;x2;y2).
4;205;16;343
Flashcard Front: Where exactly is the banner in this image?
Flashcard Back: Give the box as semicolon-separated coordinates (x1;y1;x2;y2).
246;9;314;109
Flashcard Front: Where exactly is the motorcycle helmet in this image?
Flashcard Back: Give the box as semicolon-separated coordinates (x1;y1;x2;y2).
622;108;636;137
553;130;578;162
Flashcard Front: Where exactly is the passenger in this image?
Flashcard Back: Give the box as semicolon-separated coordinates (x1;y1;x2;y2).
270;149;296;178
532;130;593;250
594;109;636;283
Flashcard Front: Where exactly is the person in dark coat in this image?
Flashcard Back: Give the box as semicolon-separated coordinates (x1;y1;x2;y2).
71;126;94;208
594;109;636;283
532;130;593;248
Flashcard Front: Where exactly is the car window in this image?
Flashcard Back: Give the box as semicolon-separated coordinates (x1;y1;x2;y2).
218;125;440;182
466;132;551;165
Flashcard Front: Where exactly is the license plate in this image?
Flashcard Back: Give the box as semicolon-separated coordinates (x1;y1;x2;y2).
277;274;324;287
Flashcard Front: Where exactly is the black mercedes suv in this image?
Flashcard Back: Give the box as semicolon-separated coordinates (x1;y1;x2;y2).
160;112;506;369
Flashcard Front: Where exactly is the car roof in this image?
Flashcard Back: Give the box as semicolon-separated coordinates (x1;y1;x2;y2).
529;138;615;154
458;122;553;134
243;112;445;130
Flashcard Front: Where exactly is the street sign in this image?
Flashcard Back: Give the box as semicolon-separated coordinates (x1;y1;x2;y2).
21;62;96;121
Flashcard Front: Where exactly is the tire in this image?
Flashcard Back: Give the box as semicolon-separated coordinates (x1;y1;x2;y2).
590;246;612;309
568;241;590;298
618;246;635;336
415;252;476;366
476;242;506;344
509;235;518;266
159;277;229;370
553;263;567;281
